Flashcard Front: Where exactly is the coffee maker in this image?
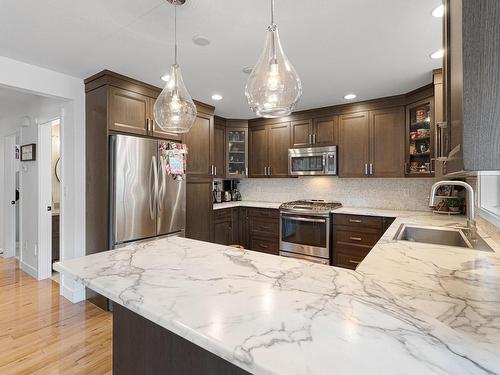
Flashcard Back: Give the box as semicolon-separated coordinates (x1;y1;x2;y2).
213;180;222;203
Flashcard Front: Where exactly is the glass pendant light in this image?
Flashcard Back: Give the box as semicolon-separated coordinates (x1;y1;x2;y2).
245;0;302;118
154;0;197;133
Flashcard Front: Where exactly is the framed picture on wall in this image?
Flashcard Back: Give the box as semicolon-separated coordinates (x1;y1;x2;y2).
20;143;36;161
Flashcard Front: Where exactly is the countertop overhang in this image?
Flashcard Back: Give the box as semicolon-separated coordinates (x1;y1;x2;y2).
55;205;500;375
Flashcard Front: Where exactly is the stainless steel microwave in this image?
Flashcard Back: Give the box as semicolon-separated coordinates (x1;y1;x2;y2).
288;146;337;176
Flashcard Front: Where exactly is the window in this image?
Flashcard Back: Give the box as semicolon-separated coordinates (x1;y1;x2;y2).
478;172;500;228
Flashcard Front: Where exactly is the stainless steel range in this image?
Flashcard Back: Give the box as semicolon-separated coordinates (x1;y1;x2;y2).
279;200;342;265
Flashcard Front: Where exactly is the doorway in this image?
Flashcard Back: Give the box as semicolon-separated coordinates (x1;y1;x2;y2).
37;118;62;281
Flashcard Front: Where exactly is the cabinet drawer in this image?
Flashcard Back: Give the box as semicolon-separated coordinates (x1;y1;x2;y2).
335;230;380;247
250;236;279;255
213;208;232;220
247;208;279;219
334;251;365;270
334;214;383;230
249;217;279;236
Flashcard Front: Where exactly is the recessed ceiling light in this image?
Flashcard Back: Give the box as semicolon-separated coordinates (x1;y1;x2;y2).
344;93;357;100
432;4;445;18
211;94;223;101
242;66;253;74
430;49;444;59
192;35;211;46
161;74;170;82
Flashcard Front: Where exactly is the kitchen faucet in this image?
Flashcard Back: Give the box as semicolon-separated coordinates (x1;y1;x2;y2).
429;180;476;241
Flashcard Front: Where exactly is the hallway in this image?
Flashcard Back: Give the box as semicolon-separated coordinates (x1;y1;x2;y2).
0;258;111;374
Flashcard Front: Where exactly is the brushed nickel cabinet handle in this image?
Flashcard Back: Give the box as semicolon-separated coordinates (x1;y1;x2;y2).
313;134;316;144
214;166;217;176
348;219;362;223
364;163;368;175
369;163;373;175
349;259;361;264
349;236;362;241
259;243;269;249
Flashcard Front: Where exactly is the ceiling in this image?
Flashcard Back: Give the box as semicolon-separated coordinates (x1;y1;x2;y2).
0;0;443;118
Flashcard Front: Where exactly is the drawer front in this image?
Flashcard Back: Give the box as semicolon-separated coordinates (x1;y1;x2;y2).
249;217;279;236
334;251;365;270
247;208;280;219
334;214;383;230
335;229;380;247
214;208;232;220
250;236;279;255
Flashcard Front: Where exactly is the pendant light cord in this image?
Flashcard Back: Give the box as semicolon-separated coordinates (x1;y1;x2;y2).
271;0;275;26
174;3;178;65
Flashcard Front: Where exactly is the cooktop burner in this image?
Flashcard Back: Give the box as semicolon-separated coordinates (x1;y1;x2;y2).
279;199;342;212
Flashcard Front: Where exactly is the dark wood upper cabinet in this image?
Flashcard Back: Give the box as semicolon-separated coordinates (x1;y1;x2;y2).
370;108;405;177
442;0;500;173
313;116;338;146
291;117;338;148
249;125;269;178
184;112;214;178
108;86;149;136
291;120;313;148
339;112;370;177
268;122;290;177
214;117;226;178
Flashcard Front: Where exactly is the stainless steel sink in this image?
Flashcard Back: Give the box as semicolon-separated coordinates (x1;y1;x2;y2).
394;225;494;252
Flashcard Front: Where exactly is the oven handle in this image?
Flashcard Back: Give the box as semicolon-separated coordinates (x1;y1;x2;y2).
280;215;327;223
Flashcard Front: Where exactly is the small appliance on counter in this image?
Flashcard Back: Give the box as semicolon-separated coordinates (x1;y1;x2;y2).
213;180;223;203
222;191;232;202
231;180;242;201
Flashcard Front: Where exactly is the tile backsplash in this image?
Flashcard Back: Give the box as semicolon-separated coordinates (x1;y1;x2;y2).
239;177;436;211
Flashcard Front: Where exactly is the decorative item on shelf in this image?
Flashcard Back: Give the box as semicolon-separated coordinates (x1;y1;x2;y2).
20;143;36;161
409;143;416;155
415;109;427;123
409;161;418;172
446;198;461;213
245;0;302;118
153;0;197;134
417;128;430;138
418;142;429;154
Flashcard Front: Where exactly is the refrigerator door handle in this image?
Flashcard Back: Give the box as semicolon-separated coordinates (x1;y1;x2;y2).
153;155;159;218
149;156;157;220
157;156;166;214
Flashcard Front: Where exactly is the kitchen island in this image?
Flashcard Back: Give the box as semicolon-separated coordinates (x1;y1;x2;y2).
54;210;500;375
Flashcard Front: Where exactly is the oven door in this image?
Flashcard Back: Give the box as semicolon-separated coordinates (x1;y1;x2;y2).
288;150;325;176
279;213;330;260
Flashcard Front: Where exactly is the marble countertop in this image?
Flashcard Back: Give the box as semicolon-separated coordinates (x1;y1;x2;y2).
54;208;500;375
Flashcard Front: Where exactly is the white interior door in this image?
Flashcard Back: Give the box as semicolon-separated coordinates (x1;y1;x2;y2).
37;122;52;279
3;135;16;258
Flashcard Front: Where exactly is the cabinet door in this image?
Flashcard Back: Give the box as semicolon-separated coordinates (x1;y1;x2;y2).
214;120;225;178
184;113;214;178
249;125;268;177
109;86;149;135
268;122;291;177
313;116;338;146
186;177;213;242
149;97;182;141
226;128;248;178
370;108;405;177
339;112;370;177
214;216;233;245
291;120;312;148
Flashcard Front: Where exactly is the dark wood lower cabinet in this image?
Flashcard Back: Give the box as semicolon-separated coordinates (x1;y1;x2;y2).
113;303;250;375
212;207;279;256
186;177;213;242
332;214;395;269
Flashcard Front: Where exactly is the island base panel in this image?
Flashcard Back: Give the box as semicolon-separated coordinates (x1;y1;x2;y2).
113;303;251;375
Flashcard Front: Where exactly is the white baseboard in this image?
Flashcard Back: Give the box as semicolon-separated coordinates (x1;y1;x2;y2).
20;261;38;278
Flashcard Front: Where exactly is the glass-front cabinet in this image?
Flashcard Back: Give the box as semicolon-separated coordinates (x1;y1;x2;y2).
226;127;248;178
405;98;435;176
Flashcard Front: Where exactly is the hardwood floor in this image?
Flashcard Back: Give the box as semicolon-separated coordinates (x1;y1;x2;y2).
0;257;112;374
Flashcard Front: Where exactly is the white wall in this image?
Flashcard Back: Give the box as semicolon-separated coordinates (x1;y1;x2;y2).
0;56;85;302
239;177;436;211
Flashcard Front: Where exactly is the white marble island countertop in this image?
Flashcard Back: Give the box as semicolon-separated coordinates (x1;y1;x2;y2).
55;209;500;375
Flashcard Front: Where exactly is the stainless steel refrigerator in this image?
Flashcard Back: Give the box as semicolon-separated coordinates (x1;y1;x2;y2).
109;134;186;248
